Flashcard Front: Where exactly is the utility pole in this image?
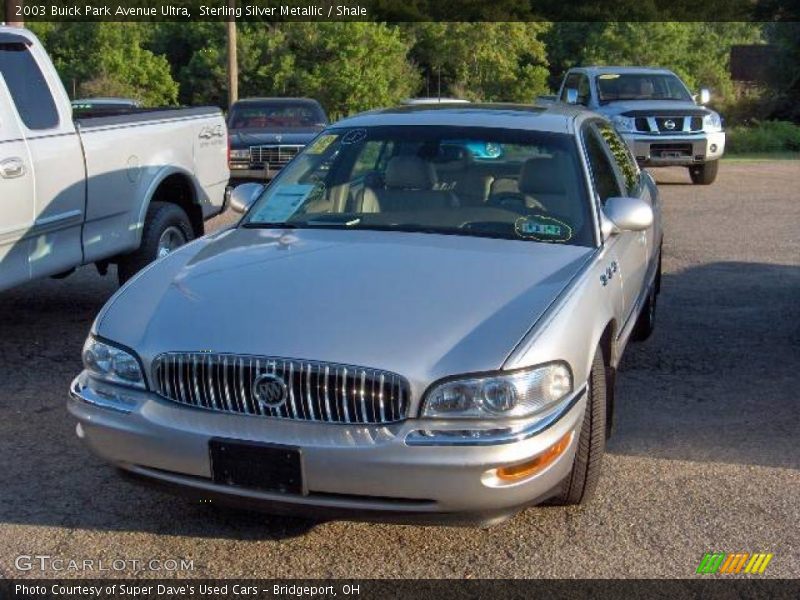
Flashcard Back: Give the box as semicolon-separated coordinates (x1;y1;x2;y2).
5;0;24;26
226;0;238;108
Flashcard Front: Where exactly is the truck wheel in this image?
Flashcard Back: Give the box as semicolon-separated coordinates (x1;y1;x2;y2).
632;282;657;342
117;202;193;285
689;160;719;185
554;348;606;506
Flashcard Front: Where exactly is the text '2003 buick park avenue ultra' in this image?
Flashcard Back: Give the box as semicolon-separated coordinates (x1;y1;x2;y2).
69;104;663;525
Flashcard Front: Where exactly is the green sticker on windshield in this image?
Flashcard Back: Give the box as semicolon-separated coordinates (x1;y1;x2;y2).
306;134;337;154
515;215;573;243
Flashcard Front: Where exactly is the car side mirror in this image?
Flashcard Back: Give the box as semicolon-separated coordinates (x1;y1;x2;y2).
699;88;711;105
229;183;264;214
602;196;653;236
565;88;579;105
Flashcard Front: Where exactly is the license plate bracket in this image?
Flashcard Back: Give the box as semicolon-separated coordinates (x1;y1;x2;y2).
209;439;303;495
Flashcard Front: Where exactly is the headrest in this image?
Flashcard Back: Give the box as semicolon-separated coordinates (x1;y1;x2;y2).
518;155;567;195
385;156;437;190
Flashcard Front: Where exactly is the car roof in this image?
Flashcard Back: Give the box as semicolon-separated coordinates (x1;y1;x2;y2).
332;103;597;134
573;65;676;76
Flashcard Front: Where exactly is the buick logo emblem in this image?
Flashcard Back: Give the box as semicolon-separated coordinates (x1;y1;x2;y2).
252;373;288;409
664;119;677;131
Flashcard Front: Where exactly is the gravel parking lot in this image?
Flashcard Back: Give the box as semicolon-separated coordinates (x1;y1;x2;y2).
0;161;798;579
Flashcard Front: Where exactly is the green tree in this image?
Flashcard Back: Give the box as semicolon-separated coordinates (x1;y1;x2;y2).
28;23;178;106
408;23;551;102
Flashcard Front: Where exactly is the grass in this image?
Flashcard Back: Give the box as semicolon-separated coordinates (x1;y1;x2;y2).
726;120;800;155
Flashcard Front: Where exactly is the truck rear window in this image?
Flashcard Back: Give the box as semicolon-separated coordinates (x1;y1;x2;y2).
0;42;59;130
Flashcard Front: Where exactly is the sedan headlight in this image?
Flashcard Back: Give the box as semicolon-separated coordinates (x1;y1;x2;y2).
229;148;250;160
82;336;146;389
421;363;572;420
703;112;723;132
611;115;636;133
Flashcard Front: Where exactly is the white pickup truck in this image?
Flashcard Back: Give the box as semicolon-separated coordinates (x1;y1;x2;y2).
0;27;228;291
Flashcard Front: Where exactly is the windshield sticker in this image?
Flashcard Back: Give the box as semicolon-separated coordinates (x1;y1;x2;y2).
598;73;620;80
515;215;574;243
341;129;368;145
306;134;338;155
250;184;316;223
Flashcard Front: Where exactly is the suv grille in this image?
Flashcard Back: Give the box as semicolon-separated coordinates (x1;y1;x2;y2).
152;353;409;425
249;145;303;168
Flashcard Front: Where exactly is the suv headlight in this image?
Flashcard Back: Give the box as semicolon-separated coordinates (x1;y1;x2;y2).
703;112;723;132
421;363;572;420
230;148;249;159
82;336;146;389
611;115;636;133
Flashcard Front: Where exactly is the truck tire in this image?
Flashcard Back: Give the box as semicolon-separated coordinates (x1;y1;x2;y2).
553;348;606;506
689;160;719;185
117;202;193;285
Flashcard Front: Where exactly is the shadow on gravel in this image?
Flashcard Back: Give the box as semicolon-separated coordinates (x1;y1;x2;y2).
608;261;800;471
0;260;797;538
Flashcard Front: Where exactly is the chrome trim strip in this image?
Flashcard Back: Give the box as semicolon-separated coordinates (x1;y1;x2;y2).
404;387;586;447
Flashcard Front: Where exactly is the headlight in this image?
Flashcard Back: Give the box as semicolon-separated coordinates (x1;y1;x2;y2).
229;148;249;159
82;336;145;389
421;363;572;419
703;112;723;132
611;115;636;133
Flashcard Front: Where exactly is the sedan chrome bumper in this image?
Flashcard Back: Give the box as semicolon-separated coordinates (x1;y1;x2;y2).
69;373;585;523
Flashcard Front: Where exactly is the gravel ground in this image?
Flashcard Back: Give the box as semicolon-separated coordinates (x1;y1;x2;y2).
0;161;798;579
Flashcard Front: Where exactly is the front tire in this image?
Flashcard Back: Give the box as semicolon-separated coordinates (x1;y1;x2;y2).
689;160;719;185
554;348;607;506
117;202;193;285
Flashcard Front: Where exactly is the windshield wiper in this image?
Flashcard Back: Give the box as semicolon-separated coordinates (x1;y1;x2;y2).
242;222;300;229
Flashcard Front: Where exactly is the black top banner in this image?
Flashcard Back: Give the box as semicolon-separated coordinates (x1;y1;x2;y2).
2;0;799;22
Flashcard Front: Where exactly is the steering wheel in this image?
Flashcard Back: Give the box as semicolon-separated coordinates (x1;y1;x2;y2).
487;193;546;213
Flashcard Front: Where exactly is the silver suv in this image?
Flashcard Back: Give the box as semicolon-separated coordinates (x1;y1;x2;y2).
69;104;663;526
557;66;725;184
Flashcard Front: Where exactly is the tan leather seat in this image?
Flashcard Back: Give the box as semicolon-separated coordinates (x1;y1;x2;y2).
370;156;458;212
435;149;493;206
518;154;581;224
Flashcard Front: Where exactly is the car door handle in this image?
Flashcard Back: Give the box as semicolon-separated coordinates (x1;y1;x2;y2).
0;157;25;179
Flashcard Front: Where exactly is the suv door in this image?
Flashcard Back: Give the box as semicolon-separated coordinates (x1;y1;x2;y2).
582;121;648;324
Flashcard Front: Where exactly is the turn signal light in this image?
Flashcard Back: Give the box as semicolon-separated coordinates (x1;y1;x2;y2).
496;431;574;482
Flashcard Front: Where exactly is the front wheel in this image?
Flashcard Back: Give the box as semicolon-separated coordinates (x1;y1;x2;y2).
117;202;193;285
553;348;607;506
689;160;719;185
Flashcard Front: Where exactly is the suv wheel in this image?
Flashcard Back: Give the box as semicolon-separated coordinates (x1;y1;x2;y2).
117;202;193;285
554;348;607;506
689;160;719;185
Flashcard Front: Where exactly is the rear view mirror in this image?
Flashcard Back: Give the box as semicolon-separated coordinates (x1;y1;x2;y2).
602;196;653;235
699;88;711;105
565;88;579;105
229;183;264;214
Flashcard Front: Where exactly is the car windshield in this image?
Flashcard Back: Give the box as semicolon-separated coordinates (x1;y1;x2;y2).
228;102;327;129
242;125;594;247
597;73;693;104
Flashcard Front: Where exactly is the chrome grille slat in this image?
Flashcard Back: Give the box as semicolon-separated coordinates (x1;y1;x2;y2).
152;353;409;424
249;144;303;167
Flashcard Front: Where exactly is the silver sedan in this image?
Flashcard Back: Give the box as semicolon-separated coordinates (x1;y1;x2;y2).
69;103;663;525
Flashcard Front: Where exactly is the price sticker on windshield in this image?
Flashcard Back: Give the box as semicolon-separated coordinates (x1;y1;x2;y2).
306;134;338;155
515;215;573;243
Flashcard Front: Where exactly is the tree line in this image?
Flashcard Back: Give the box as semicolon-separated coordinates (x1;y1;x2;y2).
27;22;797;122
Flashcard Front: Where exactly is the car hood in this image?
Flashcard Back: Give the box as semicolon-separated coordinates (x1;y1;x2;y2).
598;100;709;116
96;229;593;397
229;129;321;148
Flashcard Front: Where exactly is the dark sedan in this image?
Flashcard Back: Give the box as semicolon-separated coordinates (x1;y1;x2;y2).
227;97;328;184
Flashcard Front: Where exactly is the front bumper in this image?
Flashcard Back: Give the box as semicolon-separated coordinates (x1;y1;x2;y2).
228;165;283;184
68;373;585;524
621;131;725;166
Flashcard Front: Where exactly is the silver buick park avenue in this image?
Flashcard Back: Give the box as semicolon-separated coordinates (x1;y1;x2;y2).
69;104;663;526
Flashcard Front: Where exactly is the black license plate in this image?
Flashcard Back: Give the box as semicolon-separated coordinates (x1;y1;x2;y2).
209;439;303;494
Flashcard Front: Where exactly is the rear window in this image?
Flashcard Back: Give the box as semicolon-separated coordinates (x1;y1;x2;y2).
0;42;59;130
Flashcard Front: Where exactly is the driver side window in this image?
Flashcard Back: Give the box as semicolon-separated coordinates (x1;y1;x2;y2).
583;127;623;205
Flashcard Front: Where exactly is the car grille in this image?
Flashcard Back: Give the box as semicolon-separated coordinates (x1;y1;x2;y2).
631;115;704;134
249;145;303;168
151;353;410;424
